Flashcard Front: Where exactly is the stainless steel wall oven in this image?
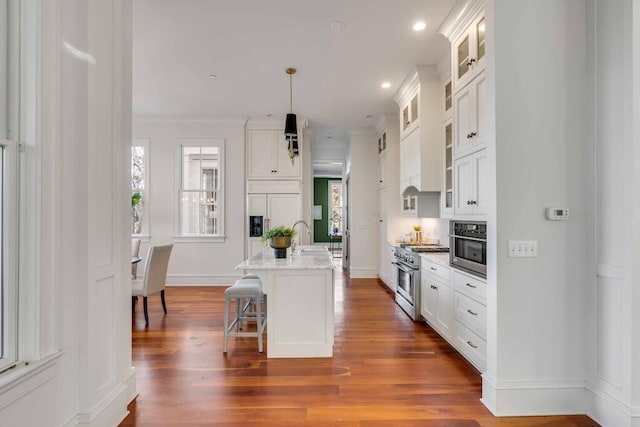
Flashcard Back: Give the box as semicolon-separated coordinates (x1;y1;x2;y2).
449;221;487;278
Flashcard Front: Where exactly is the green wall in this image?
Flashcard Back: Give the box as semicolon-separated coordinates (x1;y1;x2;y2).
313;178;340;243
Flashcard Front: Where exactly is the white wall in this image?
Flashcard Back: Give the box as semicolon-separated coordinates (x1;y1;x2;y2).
347;130;379;278
133;118;247;285
483;0;590;415
0;1;134;426
586;1;640;425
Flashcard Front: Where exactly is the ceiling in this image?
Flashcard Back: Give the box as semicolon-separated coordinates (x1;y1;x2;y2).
132;0;456;140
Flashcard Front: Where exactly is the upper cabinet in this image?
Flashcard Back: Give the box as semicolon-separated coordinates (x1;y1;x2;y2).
247;129;301;179
452;12;486;91
453;71;486;158
394;66;443;194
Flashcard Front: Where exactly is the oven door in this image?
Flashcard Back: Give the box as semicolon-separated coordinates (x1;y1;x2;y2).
450;235;487;277
393;261;419;319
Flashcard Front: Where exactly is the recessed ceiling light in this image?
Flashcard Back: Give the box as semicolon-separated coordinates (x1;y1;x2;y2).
209;74;218;79
413;21;427;31
330;21;346;31
323;114;331;118
381;82;392;89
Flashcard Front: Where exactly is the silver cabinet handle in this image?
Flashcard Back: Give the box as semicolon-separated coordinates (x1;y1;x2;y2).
430;267;437;271
465;283;477;289
467;309;478;316
467;340;478;349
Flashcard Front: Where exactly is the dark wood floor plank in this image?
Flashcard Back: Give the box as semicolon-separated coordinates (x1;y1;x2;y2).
121;268;599;427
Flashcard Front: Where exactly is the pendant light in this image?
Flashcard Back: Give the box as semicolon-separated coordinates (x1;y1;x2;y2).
284;67;299;162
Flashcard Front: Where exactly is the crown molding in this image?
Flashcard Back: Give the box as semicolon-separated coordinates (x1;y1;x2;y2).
438;0;484;41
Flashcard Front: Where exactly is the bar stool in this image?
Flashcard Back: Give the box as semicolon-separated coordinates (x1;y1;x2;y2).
223;275;266;353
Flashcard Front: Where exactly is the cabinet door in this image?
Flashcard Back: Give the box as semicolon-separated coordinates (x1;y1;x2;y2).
247;194;267;216
453;82;475;157
267;193;301;232
473;149;489;214
421;275;437;323
453;74;486;160
378;188;387;282
436;283;454;340
274;132;301;178
378;154;387;189
452;13;486;92
474;73;487;150
247;130;276;178
453;154;474;215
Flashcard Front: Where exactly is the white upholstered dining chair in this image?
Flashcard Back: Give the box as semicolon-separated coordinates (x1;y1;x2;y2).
131;238;141;279
132;243;173;324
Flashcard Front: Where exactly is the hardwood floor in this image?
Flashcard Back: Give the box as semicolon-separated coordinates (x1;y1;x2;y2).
121;268;599;427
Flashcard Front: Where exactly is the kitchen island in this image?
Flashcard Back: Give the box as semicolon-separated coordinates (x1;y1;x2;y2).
235;245;335;358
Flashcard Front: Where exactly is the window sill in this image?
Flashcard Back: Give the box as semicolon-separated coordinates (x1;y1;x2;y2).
0;351;64;404
172;235;226;243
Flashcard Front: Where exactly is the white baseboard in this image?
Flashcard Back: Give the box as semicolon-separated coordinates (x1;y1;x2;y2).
481;374;587;416
64;382;129;427
348;268;378;278
123;366;137;404
586;383;640;427
166;274;241;285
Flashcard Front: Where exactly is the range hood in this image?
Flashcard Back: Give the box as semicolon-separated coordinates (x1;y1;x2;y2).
401;185;440;218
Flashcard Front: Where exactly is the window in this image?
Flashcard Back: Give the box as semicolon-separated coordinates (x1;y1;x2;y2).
0;0;18;373
179;141;225;238
328;180;343;236
131;138;149;236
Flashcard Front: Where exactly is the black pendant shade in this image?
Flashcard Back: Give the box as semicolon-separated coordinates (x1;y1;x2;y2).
284;113;298;137
284;68;299;159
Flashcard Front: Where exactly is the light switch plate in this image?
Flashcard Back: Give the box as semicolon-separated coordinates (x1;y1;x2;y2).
508;240;538;258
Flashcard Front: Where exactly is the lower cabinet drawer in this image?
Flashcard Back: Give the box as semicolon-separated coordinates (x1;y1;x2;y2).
454;321;486;372
453;270;486;304
454;291;486;339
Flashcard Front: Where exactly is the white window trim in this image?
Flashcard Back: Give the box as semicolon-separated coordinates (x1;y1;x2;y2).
327;179;343;236
0;139;18;373
175;138;225;240
132;137;150;238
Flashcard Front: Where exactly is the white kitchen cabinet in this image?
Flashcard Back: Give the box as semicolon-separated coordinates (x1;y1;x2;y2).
452;12;486;92
420;258;453;340
247;129;301;179
452;268;487;372
453;148;488;215
443;78;453;120
378;152;387;190
442;119;453;216
453;71;486;158
380;242;396;292
400;90;419;138
395;67;443;194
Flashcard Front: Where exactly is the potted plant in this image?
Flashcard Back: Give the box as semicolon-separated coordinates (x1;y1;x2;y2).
262;226;297;258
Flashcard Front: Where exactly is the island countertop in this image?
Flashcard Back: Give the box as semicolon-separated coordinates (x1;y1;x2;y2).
235;245;334;270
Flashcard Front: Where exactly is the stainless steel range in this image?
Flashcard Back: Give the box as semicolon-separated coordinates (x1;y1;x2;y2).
393;244;449;320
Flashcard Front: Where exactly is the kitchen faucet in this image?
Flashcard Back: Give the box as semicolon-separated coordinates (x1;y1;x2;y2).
291;220;311;250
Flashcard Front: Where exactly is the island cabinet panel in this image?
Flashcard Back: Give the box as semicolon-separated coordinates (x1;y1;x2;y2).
236;247;335;358
268;270;334;357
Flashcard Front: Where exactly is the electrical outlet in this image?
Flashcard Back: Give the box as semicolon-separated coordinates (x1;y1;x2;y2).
508;240;538;258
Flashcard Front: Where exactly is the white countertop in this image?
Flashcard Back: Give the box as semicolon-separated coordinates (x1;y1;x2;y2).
235;245;335;270
419;252;450;268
